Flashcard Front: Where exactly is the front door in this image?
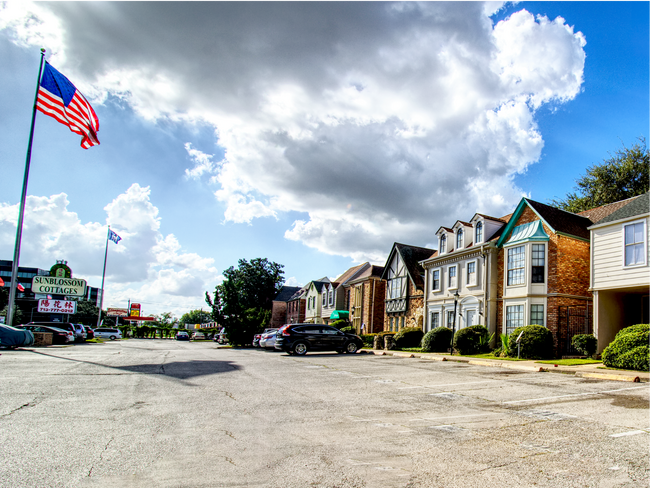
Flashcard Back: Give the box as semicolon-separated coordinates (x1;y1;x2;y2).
465;310;475;328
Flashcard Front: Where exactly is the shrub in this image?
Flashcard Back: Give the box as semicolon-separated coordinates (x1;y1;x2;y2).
330;320;349;329
498;333;510;357
602;324;649;371
360;334;376;348
421;327;453;352
394;327;424;349
507;325;554;359
572;334;598;357
453;325;489;355
373;332;395;349
340;326;355;333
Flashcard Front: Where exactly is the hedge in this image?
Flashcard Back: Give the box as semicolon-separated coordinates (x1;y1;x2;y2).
421;327;453;352
507;325;554;359
571;334;597;358
602;324;649;371
453;325;489;355
394;327;424;349
360;334;376;348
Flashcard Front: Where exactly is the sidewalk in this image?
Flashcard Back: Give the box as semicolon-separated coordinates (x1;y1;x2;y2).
360;349;649;383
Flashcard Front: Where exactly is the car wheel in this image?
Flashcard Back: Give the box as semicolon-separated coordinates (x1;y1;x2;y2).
345;342;359;354
292;342;308;356
109;335;117;341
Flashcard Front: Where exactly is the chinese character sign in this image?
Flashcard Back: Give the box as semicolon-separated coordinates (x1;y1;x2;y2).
38;299;77;314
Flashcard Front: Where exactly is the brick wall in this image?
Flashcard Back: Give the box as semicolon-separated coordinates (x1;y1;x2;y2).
383;280;424;332
270;301;287;327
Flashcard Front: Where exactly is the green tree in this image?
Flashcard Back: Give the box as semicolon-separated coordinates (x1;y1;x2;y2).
69;298;101;325
206;258;284;346
550;137;649;213
179;309;212;327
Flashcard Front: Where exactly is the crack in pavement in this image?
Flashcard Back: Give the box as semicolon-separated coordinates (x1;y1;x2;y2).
1;400;38;418
88;437;114;477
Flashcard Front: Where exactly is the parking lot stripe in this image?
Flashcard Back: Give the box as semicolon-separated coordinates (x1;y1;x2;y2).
503;385;649;404
609;430;648;438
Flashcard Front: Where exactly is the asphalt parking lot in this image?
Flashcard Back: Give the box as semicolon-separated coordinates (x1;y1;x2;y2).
0;340;648;487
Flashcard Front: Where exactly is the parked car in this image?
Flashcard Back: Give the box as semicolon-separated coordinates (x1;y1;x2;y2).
214;329;228;344
84;326;95;340
94;328;123;340
191;332;206;340
19;325;73;344
28;322;79;341
275;324;363;356
176;331;190;341
0;324;35;348
259;329;279;350
73;324;87;342
252;333;262;347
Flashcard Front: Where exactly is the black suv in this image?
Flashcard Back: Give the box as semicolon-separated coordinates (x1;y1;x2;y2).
275;324;363;355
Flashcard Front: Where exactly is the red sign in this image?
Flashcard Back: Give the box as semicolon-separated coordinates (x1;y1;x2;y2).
38;299;77;314
130;303;141;317
122;316;155;321
107;307;129;317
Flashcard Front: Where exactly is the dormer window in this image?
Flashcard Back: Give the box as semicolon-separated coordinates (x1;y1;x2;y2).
475;222;483;244
440;234;446;253
456;229;463;249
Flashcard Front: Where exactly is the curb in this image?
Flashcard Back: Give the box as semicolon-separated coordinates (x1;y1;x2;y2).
361;349;647;382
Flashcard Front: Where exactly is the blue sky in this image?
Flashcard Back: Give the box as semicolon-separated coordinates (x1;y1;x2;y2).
0;2;647;318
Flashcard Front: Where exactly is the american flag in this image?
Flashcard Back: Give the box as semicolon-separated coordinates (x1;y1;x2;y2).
36;62;100;149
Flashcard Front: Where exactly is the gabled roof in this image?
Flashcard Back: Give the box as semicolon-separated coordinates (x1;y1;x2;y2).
309;280;329;293
436;226;454;235
497;198;592;246
288;286;308;301
333;263;370;288
273;286;301;302
345;265;385;285
452;220;472;229
471;213;509;223
381;242;437;290
587;193;649;227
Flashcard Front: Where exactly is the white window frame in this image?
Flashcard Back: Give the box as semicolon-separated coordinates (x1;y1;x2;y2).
448;264;458;290
456;228;463;250
505;303;525;335
328;288;334;306
430;311;439;330
475;221;483;244
623;219;647;268
466;259;478;287
439;234;446;254
506;245;525;286
530;304;545;326
531;243;546;283
431;268;441;292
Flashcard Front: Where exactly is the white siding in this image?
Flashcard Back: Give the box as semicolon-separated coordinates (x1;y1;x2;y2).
592;217;650;290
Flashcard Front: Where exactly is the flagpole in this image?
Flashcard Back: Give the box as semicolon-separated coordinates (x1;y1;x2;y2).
96;226;110;329
7;49;46;327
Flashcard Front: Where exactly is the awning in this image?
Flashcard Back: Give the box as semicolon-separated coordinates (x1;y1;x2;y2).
329;310;349;320
506;220;549;245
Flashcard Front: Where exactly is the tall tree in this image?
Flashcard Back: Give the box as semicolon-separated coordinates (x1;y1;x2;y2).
206;258;284;346
550;137;649;213
179;309;212;327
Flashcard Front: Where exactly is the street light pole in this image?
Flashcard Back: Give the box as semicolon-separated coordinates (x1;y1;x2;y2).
452;290;460;354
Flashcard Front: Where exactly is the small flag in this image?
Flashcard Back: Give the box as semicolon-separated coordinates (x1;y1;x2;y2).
17;283;25;292
36;62;100;149
108;229;122;244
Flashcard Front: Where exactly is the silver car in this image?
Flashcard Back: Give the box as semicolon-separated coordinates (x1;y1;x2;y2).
94;328;122;340
259;329;278;349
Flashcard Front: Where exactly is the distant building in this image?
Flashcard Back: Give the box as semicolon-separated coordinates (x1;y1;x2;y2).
269;286;302;328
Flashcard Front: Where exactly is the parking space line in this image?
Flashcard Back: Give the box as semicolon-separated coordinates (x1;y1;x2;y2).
609;430;649;438
503;385;649;404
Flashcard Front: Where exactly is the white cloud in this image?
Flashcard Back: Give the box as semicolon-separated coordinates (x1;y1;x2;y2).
0;184;219;317
1;3;587;263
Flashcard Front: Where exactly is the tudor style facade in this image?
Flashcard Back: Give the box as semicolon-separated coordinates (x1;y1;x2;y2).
421;214;507;337
381;243;436;332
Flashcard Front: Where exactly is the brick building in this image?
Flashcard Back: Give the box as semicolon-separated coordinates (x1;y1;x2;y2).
269;286;302;328
495;199;597;354
345;264;385;334
286;287;307;324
